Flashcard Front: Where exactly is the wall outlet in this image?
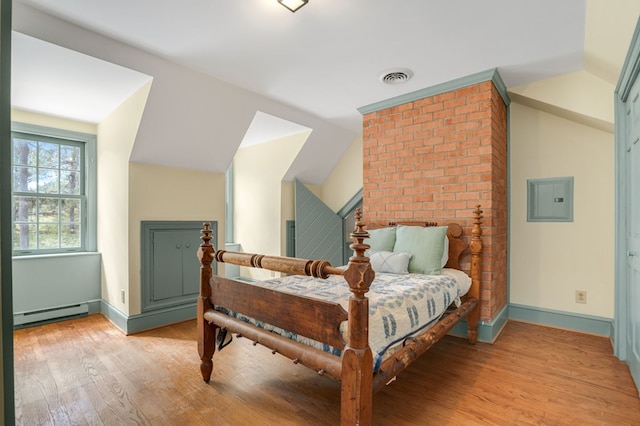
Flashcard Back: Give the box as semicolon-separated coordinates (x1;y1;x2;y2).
121;289;126;304
575;290;587;304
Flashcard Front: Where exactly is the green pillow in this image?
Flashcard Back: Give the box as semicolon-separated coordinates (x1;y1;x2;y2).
393;225;448;275
364;227;396;252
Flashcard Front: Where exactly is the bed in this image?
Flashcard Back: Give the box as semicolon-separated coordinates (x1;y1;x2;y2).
196;205;483;425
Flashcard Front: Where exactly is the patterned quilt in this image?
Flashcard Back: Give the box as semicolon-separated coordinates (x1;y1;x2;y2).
215;271;467;372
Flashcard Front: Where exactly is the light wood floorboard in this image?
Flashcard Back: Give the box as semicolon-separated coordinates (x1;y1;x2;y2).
13;314;640;425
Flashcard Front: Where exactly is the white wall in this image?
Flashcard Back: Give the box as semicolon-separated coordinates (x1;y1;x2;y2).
509;102;614;318
322;134;363;212
11;109;96;134
233;134;306;279
509;70;614;129
97;81;151;315
128;162;225;315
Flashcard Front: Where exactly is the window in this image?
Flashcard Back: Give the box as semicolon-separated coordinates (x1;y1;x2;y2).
11;123;96;255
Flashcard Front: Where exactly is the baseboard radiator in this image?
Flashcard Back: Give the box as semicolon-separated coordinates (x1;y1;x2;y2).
14;303;89;327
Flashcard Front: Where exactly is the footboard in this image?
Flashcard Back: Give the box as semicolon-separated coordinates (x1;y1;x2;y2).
209;274;348;349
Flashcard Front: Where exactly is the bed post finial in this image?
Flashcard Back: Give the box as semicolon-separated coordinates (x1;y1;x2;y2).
342;208;374;425
197;222;216;382
472;205;483;238
468;205;483;344
471;205;483;269
349;208;370;262
345;208;374;296
197;223;214;298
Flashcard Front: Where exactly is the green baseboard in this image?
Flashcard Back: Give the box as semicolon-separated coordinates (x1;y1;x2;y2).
448;303;613;343
449;304;509;343
100;300;196;335
509;303;613;337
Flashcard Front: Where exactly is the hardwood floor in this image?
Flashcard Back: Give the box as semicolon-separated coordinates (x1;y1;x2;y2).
13;314;640;425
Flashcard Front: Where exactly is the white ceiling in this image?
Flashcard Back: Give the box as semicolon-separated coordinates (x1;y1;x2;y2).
11;32;152;123
240;111;310;148
10;0;640;182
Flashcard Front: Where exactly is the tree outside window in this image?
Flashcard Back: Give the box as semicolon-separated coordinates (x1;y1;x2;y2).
11;131;86;254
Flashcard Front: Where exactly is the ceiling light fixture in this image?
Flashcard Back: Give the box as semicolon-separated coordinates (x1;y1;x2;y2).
278;0;308;12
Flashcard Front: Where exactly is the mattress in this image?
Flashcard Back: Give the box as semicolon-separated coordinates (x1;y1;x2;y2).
215;268;471;372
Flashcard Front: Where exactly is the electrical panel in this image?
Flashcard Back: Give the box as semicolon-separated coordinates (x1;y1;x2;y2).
527;177;574;222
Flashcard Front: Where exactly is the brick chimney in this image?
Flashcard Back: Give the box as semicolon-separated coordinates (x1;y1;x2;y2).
361;76;508;326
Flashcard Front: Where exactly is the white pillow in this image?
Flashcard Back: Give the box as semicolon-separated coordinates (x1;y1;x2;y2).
369;250;412;274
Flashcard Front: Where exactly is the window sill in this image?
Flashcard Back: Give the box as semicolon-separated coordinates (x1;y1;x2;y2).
12;251;100;261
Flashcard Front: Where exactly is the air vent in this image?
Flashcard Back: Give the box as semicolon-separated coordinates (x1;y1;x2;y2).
379;68;413;84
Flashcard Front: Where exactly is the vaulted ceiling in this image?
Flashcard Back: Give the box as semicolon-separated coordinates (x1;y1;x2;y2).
11;0;640;183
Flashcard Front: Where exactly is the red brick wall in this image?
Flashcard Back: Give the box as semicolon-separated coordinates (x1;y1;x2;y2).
362;80;507;322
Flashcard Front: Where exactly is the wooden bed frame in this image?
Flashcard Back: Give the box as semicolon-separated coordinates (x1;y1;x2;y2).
197;206;483;425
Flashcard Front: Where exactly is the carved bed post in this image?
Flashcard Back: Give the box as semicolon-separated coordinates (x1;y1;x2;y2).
197;223;217;382
341;210;375;426
467;205;483;344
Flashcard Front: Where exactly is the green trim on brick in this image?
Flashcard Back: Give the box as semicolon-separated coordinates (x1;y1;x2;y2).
449;304;509;343
358;68;510;115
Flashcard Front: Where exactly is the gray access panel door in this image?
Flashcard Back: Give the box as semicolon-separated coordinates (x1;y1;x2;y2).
142;221;215;312
152;229;201;300
294;180;343;267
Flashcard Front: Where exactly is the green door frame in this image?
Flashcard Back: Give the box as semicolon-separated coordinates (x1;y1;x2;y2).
614;15;640;392
1;0;16;422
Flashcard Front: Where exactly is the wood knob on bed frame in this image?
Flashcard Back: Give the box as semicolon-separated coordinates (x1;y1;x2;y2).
344;208;375;298
197;223;214;266
348;209;370;260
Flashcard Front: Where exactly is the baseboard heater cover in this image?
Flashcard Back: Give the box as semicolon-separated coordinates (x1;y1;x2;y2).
14;303;89;326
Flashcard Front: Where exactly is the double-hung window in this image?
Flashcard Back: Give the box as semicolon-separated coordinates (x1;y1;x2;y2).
11;123;96;255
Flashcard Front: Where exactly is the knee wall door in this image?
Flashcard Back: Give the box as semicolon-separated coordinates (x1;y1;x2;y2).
141;221;216;312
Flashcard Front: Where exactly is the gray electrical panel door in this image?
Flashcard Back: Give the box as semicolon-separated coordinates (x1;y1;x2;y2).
527;177;574;222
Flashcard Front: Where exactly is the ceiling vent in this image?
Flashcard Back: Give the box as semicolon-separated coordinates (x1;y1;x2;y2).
379;68;413;84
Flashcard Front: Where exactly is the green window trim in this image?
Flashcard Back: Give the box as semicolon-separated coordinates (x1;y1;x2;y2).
10;122;97;256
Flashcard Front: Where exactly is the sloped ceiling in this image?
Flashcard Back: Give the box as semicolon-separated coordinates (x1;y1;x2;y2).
10;0;640;184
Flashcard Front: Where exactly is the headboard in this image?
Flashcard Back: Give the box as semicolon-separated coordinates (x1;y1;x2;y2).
367;221;469;271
